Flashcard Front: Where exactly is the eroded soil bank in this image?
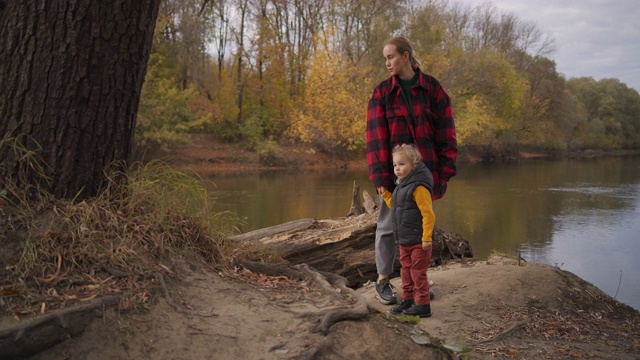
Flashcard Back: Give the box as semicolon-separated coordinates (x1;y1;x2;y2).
2;135;639;359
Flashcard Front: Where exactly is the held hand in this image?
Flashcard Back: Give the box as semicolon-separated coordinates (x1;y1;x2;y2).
422;242;432;251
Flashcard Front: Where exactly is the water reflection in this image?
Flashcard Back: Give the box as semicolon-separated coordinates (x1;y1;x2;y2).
523;182;640;311
205;170;377;232
205;156;640;310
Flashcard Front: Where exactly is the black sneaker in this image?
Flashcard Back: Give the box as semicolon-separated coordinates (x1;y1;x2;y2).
375;280;396;305
390;298;414;314
402;303;432;318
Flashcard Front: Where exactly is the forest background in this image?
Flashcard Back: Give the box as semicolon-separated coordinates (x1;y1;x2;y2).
136;0;640;164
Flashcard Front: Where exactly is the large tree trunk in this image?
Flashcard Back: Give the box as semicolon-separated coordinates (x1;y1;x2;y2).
0;0;160;199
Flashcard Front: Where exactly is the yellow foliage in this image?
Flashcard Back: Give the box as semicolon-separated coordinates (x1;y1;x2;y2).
285;32;371;154
211;70;239;125
453;50;529;148
455;95;503;147
494;59;528;121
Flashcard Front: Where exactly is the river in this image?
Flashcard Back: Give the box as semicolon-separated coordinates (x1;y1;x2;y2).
205;156;640;311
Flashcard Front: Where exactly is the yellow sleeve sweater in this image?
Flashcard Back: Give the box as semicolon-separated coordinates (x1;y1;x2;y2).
381;186;435;242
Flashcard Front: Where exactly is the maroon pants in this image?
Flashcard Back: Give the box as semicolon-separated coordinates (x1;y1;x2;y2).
399;243;431;305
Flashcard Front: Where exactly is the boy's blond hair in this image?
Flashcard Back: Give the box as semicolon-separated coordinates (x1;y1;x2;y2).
392;143;422;165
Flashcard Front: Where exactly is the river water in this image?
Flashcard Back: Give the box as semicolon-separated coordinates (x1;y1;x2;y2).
205;156;640;310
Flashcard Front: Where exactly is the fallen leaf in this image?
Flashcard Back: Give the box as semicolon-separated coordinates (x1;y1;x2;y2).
0;289;19;296
410;333;431;345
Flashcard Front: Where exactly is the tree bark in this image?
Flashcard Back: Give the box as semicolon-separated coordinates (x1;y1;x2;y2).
0;0;160;199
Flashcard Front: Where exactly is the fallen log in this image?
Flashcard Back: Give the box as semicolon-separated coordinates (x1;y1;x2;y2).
0;296;119;360
230;183;473;286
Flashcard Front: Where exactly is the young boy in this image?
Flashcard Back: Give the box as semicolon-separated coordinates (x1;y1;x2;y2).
379;143;435;317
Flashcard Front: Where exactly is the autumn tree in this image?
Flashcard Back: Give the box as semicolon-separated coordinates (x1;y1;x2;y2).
134;0;222;147
286;32;372;164
516;56;569;150
0;1;160;199
154;0;219;90
124;0;640;159
325;0;402;66
136;36;203;150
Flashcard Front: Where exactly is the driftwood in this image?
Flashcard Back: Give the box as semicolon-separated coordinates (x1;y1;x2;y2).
346;181;363;216
362;190;377;215
347;181;377;216
231;182;473;286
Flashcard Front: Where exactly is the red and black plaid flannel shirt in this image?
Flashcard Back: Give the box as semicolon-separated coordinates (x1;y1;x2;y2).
366;69;457;200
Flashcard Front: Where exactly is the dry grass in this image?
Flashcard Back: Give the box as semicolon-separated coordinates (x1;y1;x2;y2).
0;136;243;317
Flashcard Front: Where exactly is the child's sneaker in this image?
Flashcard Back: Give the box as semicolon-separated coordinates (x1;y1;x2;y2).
402;303;432;318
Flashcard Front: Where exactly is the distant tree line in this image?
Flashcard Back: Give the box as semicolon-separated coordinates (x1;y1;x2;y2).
138;0;640;161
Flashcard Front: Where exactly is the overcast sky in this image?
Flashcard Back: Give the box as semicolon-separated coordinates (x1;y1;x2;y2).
463;0;640;91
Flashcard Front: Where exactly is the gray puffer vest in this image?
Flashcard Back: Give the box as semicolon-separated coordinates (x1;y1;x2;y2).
391;161;434;245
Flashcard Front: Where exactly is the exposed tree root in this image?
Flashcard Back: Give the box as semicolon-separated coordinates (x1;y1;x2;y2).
240;260;310;280
295;264;371;335
156;272;190;314
300;336;333;360
240;260;371;335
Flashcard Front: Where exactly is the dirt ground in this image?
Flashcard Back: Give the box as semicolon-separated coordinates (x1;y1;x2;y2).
17;256;640;360
3;135;640;359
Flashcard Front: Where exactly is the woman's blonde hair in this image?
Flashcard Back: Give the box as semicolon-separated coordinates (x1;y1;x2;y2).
392;143;422;165
385;36;421;70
